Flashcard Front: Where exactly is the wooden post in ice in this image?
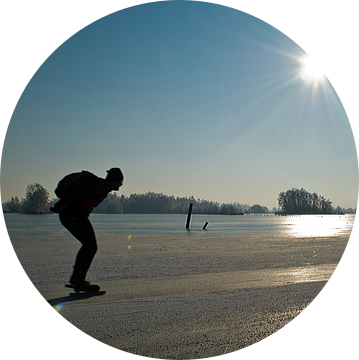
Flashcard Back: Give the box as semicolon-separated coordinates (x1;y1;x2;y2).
186;203;193;229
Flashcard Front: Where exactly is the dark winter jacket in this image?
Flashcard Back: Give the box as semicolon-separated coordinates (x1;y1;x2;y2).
75;178;112;215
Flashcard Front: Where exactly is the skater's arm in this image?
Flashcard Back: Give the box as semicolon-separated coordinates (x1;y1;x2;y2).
68;179;111;205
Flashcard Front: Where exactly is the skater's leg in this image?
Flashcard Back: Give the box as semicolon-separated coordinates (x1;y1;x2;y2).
60;210;98;285
71;226;97;283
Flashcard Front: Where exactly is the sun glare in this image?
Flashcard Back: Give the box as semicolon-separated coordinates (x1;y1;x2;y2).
301;56;324;81
285;215;349;237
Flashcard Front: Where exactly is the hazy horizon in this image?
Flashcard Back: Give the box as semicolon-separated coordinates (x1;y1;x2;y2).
1;1;357;210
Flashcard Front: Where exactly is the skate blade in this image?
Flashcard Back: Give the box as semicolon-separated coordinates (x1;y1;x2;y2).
69;290;106;296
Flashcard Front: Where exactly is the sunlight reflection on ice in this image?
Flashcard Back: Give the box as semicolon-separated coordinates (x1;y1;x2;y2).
284;215;351;237
278;264;337;284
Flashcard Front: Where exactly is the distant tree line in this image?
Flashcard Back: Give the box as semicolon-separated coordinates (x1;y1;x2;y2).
2;184;244;215
277;188;335;214
93;192;244;215
3;183;355;215
245;204;269;214
2;183;53;214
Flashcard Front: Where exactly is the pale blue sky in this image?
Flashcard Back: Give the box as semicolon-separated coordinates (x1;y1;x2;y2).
1;1;357;209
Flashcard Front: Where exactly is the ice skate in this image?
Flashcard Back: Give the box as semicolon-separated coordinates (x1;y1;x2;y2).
65;280;100;293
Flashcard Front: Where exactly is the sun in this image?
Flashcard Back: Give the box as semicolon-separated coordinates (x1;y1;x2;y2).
301;56;324;81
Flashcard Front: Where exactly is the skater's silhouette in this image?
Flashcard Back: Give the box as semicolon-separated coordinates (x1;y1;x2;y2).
51;168;124;292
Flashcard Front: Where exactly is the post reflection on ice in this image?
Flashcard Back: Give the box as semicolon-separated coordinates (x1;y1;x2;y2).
284;215;352;237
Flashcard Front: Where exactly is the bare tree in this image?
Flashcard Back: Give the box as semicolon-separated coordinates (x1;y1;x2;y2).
21;183;50;214
3;196;21;213
277;188;334;214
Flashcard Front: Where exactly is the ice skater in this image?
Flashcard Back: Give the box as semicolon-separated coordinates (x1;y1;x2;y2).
51;167;124;292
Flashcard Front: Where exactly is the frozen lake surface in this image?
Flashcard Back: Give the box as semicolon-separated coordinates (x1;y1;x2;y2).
4;212;355;358
4;212;355;238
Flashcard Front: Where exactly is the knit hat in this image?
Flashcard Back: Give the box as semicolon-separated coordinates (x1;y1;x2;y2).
106;168;124;182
